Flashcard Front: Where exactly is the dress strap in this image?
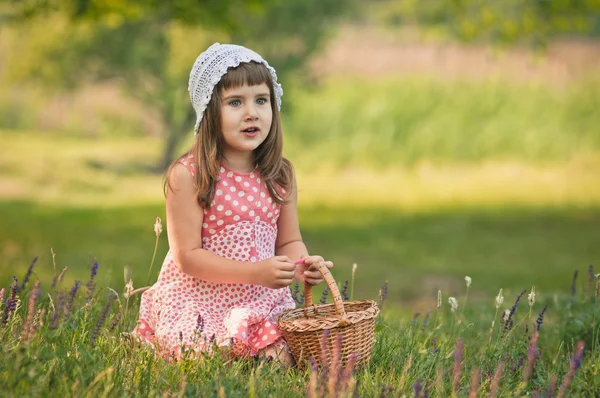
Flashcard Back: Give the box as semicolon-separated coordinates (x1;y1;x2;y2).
178;153;197;178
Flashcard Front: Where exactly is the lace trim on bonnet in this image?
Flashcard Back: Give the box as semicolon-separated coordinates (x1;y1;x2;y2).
188;43;283;135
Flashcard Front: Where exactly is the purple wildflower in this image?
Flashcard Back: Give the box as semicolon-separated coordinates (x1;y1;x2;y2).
339;352;357;393
341;280;349;301
90;258;99;279
469;367;481;398
86;259;99;304
377;280;389;310
63;280;80;318
326;333;342;394
536;305;547;331
320;329;331;370
430;336;439;355
320;287;329;304
413;380;423;397
90;294;115;345
381;280;388;300
196;313;204;333
570;270;578;297
21;280;41;341
523;331;539;383
51;266;68;289
511;355;525;375
380;385;393;397
557;341;584;397
109;312;122;331
412;312;421;327
307;357;318;398
49;292;65;329
291;280;304;305
421;310;431;331
20;256;38;291
546;374;558;398
503;289;527;335
2;276;18;325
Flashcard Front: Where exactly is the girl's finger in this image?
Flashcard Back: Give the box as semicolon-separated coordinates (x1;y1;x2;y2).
280;278;294;285
279;271;295;279
304;271;321;279
304;256;324;264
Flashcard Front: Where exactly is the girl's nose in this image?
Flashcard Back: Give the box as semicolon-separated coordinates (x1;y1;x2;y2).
244;105;259;120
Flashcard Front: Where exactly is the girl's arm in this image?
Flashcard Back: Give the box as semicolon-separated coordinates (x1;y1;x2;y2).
275;175;333;285
166;164;294;288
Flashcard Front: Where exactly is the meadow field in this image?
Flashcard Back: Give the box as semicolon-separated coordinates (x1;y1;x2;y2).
1;74;599;395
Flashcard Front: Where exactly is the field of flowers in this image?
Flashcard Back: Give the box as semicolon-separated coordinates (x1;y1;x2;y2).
1;238;598;396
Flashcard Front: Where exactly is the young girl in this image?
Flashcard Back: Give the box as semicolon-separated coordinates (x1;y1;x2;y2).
132;43;333;365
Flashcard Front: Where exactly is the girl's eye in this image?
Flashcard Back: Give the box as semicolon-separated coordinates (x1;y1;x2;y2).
229;99;241;106
256;98;268;105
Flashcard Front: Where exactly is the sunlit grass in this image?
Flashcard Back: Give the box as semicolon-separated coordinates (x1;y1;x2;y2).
2;130;600;209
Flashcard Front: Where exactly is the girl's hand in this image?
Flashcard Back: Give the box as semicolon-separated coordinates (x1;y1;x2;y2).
296;255;334;286
255;256;296;289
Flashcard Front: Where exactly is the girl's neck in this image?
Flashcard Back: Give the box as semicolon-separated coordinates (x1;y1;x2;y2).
221;155;257;174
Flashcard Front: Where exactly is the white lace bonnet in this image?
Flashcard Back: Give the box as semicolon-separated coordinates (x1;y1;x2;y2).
188;43;283;135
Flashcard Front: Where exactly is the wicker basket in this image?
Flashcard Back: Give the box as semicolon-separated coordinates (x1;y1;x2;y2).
277;263;380;369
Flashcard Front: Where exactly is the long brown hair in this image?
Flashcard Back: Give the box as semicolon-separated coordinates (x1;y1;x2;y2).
165;61;294;208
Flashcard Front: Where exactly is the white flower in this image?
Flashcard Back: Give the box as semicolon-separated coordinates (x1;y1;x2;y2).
437;290;442;309
495;288;504;308
528;286;536;306
124;279;134;299
352;263;357;273
448;297;458;312
502;309;511;322
154;217;163;237
124;265;132;285
465;276;472;288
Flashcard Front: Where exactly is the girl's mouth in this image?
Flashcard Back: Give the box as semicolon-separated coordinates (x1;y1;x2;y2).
242;127;259;136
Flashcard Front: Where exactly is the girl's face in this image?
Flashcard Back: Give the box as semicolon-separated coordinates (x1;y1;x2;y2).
220;82;273;161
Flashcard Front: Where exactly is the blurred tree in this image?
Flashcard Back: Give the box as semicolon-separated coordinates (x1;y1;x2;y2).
367;0;600;47
0;0;355;169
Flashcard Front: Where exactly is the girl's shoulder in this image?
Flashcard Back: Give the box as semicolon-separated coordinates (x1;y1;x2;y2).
174;153;197;178
165;154;196;193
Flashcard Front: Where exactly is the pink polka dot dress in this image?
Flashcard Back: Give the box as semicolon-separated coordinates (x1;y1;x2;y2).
132;154;295;357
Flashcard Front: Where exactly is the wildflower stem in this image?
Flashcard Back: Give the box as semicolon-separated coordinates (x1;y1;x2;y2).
449;311;456;343
460;286;470;324
488;306;500;347
147;233;159;285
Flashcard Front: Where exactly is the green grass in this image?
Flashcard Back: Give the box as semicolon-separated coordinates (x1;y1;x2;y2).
1;201;598;309
1;257;598;396
283;77;600;169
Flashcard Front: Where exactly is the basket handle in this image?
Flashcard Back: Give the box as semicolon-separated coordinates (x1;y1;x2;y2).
303;262;349;326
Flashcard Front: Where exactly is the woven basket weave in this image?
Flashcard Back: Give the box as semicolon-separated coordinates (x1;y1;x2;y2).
277;263;380;369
